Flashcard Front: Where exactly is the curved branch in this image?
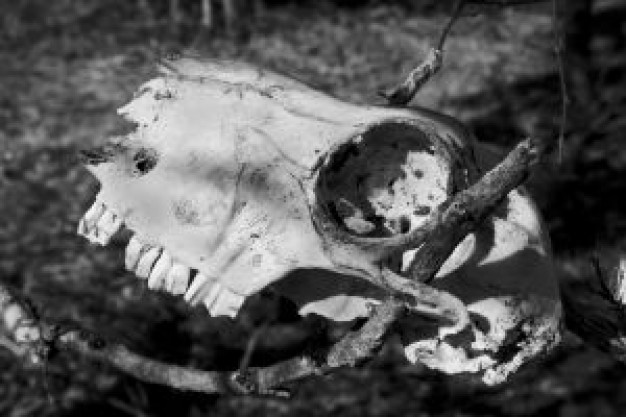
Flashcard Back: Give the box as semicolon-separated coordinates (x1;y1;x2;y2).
0;138;543;395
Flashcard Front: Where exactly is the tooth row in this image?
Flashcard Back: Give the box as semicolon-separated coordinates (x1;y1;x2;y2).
125;237;190;296
124;236;244;317
184;273;245;318
77;201;123;246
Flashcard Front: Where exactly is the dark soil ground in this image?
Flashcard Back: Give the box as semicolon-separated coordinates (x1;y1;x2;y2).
1;1;626;416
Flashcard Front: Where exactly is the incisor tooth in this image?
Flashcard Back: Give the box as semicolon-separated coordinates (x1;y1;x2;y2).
93;210;123;245
125;236;143;271
77;201;106;242
166;263;190;295
149;251;172;290
135;246;161;279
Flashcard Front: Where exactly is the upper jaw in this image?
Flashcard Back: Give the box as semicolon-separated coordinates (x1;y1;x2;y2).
77;199;245;318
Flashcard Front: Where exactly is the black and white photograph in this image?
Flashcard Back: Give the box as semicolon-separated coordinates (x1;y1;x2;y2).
1;0;625;415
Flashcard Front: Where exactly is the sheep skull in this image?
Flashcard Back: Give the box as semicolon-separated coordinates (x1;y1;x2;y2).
77;56;561;384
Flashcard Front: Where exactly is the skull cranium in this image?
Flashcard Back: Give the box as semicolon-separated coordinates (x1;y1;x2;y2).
77;56;561;384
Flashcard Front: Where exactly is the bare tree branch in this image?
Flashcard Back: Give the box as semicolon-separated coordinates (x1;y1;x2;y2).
0;136;541;395
408;138;542;282
381;0;466;106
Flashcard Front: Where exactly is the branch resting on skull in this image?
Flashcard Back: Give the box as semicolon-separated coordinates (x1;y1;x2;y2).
311;138;541;325
1;137;543;394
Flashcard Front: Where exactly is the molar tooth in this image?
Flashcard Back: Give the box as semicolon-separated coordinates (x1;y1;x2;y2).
165;263;190;296
125;236;143;271
149;251;172;290
183;273;244;317
202;284;223;312
134;246;162;279
184;273;213;305
77;201;106;242
209;290;245;318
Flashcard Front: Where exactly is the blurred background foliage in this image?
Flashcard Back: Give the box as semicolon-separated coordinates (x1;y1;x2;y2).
1;0;626;416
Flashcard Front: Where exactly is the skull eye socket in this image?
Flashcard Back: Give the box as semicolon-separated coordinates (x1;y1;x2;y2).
132;147;158;175
316;121;453;237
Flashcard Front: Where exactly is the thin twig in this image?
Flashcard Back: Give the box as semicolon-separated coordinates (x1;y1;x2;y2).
437;0;467;51
381;0;466;106
238;322;267;375
551;0;568;163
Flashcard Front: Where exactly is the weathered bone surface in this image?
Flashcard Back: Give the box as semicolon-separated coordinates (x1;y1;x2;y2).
399;188;561;384
77;56;561;384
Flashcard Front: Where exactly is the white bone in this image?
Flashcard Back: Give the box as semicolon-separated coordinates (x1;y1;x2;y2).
209;290;245;318
91;210;122;245
148;251;172;290
79;58;562;382
124;236;143;271
166;263;190;295
184;273;214;305
135;246;161;279
201;283;222;311
77;201;106;243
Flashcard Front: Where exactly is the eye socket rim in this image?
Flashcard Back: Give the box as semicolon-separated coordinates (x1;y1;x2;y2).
314;119;455;238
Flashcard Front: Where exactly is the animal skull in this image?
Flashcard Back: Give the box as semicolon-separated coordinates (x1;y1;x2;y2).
77;56;561;384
